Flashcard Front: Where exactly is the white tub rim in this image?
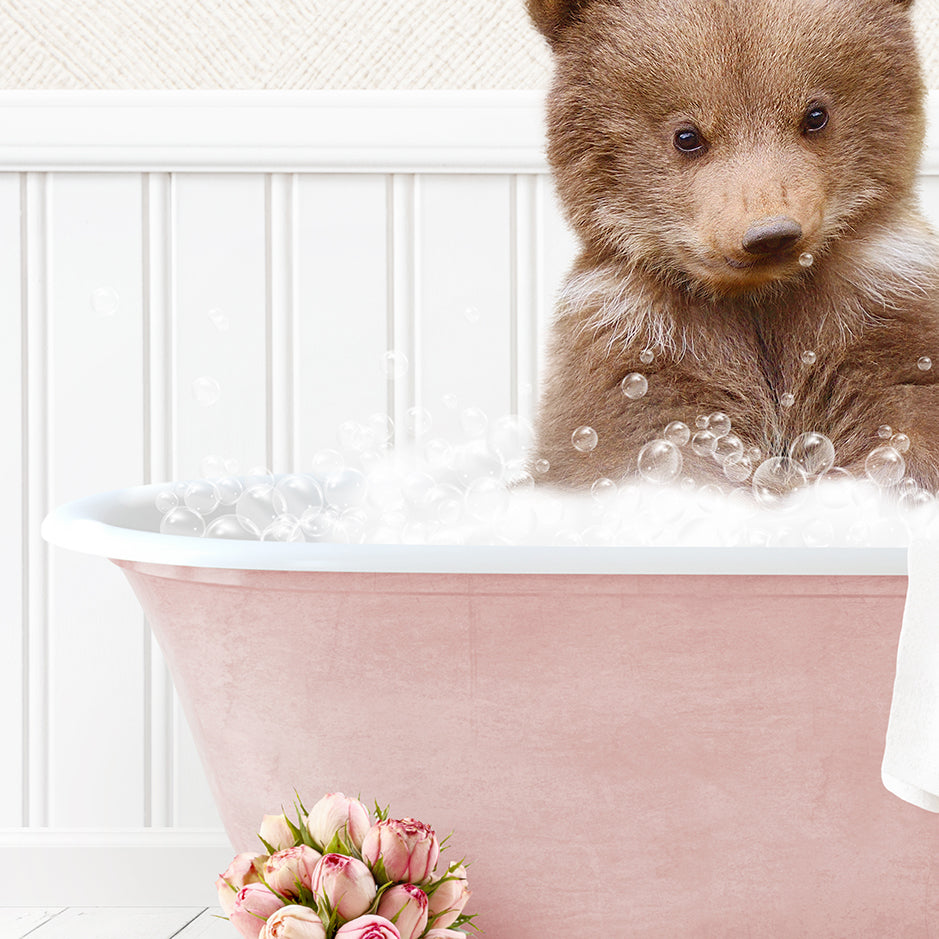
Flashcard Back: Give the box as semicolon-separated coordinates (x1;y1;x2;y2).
40;482;908;576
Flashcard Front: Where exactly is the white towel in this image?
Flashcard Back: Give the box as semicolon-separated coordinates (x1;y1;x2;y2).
882;538;939;812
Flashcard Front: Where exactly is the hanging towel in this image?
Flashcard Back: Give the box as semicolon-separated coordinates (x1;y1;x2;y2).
882;537;939;812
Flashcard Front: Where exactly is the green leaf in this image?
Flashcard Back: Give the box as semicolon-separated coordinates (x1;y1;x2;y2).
258;834;277;855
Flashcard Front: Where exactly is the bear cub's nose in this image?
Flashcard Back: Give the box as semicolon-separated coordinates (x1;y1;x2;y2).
741;216;803;256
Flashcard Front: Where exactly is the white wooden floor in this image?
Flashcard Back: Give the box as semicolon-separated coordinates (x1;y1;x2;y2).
0;908;231;938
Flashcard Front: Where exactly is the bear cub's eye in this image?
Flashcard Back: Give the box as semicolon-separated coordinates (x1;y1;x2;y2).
802;105;829;134
673;126;707;154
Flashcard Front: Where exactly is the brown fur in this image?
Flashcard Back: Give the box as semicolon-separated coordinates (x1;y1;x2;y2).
528;0;939;489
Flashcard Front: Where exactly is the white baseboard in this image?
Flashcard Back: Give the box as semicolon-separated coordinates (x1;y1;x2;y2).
0;829;233;906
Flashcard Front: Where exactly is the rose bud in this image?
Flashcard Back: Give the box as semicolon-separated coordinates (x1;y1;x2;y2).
310;852;377;920
259;813;296;852
306;792;372;850
376;884;428;939
427;864;470;929
229;882;286;939
361;817;439;884
424;931;467;939
259;904;328;939
216;852;267;915
334;915;402;938
264;845;322;896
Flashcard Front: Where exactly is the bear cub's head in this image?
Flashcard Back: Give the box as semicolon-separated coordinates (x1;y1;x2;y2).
530;0;926;298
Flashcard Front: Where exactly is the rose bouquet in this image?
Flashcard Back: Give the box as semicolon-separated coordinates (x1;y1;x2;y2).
216;792;475;939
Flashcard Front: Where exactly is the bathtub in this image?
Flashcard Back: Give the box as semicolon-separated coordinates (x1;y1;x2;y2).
42;483;939;937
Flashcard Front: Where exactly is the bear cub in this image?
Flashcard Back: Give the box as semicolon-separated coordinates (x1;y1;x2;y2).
528;0;939;491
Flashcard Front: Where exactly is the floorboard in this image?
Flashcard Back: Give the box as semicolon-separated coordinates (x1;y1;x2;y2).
172;909;233;937
15;908;205;938
0;910;64;939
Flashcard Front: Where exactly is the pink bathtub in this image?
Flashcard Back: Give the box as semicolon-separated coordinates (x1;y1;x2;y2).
43;484;939;936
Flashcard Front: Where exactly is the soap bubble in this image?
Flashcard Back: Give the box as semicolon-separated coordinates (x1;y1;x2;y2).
788;432;836;476
876;425;893;439
591;477;618;500
918;356;933;371
402;471;436;507
691;429;718;456
338;420;370;452
722;454;753;483
261;515;304;542
453;440;503;484
620;372;648;399
184;480;220;515
490;414;533;461
155;488;178;514
192;376;221;407
752;457;808;508
695;414;709;429
865;445;905;487
207;308;230;331
367;413;394;447
160;506;206;537
714;434;744;465
708;412;732;438
637;439;683;484
533;458;550;475
428;484;464;525
236;485;287;531
91;286;119;316
747;446;763;464
275;474;324;517
424;437;454;469
205;514;258;540
407;407;433;438
199;455;228;478
780;393;795;408
639;349;655;364
214;475;245;505
460;407;489;439
311;449;344;476
801;350;817;365
465;477;509;521
324;468;368;509
890;433;910;453
798;252;814;267
664;421;691;446
571;426;599;453
380;350;409;379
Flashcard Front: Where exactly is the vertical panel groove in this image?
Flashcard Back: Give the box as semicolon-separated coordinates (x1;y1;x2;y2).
19;172;29;827
511;174;543;422
144;171;174;828
268;173;296;472
24;171;51;827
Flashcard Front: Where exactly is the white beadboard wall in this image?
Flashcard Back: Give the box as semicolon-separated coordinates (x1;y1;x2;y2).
2;90;939;905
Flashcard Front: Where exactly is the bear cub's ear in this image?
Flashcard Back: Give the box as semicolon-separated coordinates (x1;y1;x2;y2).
527;0;594;44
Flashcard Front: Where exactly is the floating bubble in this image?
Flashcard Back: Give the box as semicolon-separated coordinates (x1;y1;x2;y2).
301;508;338;542
160;506;206;537
424;437;454;469
639;349;655;365
199;455;228;478
261;515;304;543
752;457;808;508
275;474;325;517
402;471;436;506
184;480;220;515
801;350;817;365
338;420;370;452
192;376;221;407
154;488;178;514
747;446;763;464
407;407;433;438
637;439;683;484
247;466;276;486
236;484;287;531
722;454;752;483
780;393;795;408
311;449;344;476
708;412;732;439
380;350;409;379
788;431;836;476
695;414;710;429
798;252;814;267
533;458;550;475
367;413;394;446
865;445;905;487
91;286;119;316
591;477;618;500
664;421;691;446
214;475;244;505
620;372;648;400
461;407;489;439
714;434;744;464
465;477;509;522
205;514;258;540
207;308;230;331
453;440;503;484
890;432;910;453
324;468;368;510
691;429;718;456
571;425;599;453
876;425;893;440
463;305;481;324
918;356;933;371
490;414;533;461
428;484;465;525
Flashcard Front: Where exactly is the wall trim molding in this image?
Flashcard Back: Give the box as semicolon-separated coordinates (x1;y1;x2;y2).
0;828;232;905
3;89;939;174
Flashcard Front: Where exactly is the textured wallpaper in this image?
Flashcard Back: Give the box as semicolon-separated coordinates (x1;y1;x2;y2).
0;0;938;90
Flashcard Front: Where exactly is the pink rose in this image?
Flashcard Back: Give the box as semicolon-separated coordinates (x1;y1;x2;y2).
334;915;402;938
259;813;297;852
230;882;286;939
306;792;372;850
376;884;428;939
216;852;267;915
259;905;327;939
361;818;440;884
424;931;466;938
310;852;377;921
264;845;322;896
427;865;470;929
